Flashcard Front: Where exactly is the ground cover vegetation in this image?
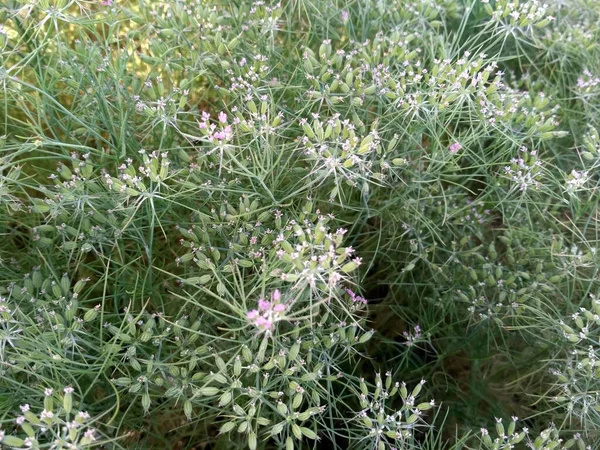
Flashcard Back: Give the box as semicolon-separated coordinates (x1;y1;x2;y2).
0;0;600;449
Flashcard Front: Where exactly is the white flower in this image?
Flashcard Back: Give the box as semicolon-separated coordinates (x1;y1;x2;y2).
84;428;96;441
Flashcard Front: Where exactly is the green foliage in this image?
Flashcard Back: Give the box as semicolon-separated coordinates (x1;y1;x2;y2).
1;0;600;449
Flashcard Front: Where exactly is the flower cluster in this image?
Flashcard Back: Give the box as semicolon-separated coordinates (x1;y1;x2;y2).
402;325;422;347
485;0;555;32
346;288;368;305
0;389;98;449
198;111;234;143
247;289;288;331
448;142;462;154
565;169;590;194
271;216;363;295
554;293;600;425
227;54;274;99
454;199;492;227
478;417;527;450
582;125;600;165
104;149;172;195
478;418;590;450
298;114;387;197
576;69;600;94
0;296;11;322
354;375;434;449
4;0;600;449
503;147;543;192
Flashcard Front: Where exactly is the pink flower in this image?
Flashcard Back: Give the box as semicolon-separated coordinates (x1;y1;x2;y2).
255;316;272;329
101;0;112;5
218;111;227;123
258;299;270;310
346;288;367;305
449;142;462;154
211;125;232;141
247;290;290;331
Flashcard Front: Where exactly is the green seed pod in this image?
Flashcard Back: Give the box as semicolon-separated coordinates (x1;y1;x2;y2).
113;377;131;387
23;411;40;425
360;378;368;396
83;306;99;322
257;336;268;363
220;421;236;434
20;422;35;438
183;400;193;420
213;373;228;384
303;58;313;73
60;273;70;295
341;261;358;273
248;431;257;450
44;393;53;412
63;391;73;414
507;419;516;436
141;393;151;413
129;358;141;372
359;330;374;343
219;390;233;406
412;380;424;398
407;413;420;424
256;417;269;426
301;427;317;440
277;401;288;416
58;164;73;180
233;357;242;377
330;78;340;92
582;152;595;161
496;419;504;438
291;423;302;440
1;436;25;447
30;269;43;289
247;100;258;114
288;341;300;360
200;386;220;396
271;421;285;435
24;277;34;294
73;278;89;294
81;161;93;178
215;355;227;372
292;392;303;409
242;345;253;363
